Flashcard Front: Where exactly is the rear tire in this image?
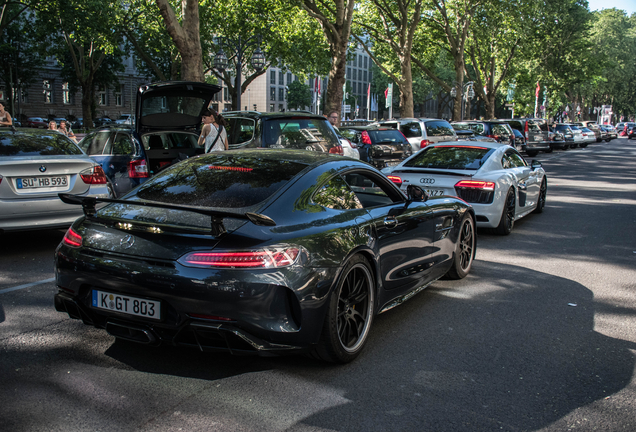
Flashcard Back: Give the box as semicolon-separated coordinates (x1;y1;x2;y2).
494;188;515;235
527;150;538;157
445;214;475;280
312;254;375;363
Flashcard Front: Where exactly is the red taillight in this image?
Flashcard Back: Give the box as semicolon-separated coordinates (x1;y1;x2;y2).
420;139;432;149
455;180;495;191
79;165;108;184
387;175;402;185
207;165;253;172
486;134;500;141
0;174;3;185
329;145;344;155
62;227;82;248
179;246;301;268
361;131;372;145
524;122;529;139
128;159;149;178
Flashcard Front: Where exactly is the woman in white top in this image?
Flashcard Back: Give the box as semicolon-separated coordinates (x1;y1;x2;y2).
0;102;12;127
198;109;229;152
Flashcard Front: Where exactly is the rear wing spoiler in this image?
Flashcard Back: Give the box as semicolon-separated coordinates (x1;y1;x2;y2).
58;194;275;237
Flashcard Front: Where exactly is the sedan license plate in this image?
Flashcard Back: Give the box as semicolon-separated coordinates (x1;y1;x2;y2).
534;136;542;141
92;290;161;320
425;189;445;197
16;176;68;189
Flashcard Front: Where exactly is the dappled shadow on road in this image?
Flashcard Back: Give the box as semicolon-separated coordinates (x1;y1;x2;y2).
20;260;628;431
292;261;636;431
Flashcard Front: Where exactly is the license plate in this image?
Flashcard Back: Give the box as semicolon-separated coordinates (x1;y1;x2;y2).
385;161;400;167
534;136;542;141
425;189;445;197
92;290;161;320
16;176;68;189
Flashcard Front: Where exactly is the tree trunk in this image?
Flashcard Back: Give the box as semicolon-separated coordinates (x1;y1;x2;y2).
155;0;204;82
81;82;95;129
398;55;414;118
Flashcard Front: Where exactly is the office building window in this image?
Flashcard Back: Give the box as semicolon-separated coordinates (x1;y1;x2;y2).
364;71;367;82
347;68;351;79
62;82;71;104
269;103;275;112
270;70;276;84
98;85;107;106
279;71;284;85
364;56;367;68
115;84;124;106
279;88;285;102
279;104;284;112
43;80;53;103
270;86;276;101
358;55;362;67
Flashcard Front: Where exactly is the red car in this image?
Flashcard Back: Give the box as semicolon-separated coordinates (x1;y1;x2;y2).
25;117;48;128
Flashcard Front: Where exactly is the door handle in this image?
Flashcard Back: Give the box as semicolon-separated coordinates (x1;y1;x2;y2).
383;217;397;228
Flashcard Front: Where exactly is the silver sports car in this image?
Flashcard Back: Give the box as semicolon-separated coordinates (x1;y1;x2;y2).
384;142;547;235
0;128;112;233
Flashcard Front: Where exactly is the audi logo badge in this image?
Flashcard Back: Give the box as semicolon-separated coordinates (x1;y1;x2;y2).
39;165;47;173
420;178;435;184
120;234;135;249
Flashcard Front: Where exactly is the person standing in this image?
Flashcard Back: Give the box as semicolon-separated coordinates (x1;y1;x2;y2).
327;111;340;131
198;109;228;152
0;102;13;127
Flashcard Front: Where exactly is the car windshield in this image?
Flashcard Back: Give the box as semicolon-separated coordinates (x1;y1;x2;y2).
399;122;422;138
403;145;494;170
0;131;84;156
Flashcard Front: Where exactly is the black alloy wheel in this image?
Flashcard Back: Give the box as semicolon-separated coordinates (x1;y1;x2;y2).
445;214;475;280
495;188;516;235
533;178;547;214
312;254;375;363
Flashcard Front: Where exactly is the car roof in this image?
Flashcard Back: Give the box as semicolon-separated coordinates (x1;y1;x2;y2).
426;141;509;150
223;110;328;121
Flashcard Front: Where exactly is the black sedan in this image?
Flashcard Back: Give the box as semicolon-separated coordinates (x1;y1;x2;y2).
54;150;476;363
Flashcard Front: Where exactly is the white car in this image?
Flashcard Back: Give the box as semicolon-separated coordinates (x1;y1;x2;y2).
566;125;587;148
338;136;360;159
384;142;547;235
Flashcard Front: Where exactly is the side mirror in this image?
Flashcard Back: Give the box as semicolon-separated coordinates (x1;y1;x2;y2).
531;160;542;170
406;184;428;202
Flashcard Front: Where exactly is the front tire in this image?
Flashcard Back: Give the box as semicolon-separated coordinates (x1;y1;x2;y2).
445;214;475;280
494;188;515;235
312;255;375;363
533;178;547;214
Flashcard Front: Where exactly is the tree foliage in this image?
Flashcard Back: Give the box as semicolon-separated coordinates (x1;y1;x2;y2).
286;80;312;110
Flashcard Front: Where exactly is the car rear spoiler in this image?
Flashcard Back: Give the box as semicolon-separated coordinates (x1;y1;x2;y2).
58;193;275;237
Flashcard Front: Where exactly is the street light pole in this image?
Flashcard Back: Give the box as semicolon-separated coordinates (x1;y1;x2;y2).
449;81;475;121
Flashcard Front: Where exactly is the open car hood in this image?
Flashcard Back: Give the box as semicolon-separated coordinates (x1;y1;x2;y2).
136;81;222;133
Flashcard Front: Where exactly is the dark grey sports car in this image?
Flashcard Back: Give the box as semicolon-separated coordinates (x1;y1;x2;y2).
54;150;476;363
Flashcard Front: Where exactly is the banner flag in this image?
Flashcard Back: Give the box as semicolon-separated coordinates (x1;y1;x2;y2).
535;81;540;98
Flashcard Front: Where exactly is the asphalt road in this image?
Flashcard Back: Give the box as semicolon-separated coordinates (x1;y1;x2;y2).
1;138;635;431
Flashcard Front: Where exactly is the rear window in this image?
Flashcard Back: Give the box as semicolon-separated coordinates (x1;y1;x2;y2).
0;131;84;156
367;129;409;145
399;122;422;138
454;122;484;135
226;117;255;145
261;118;338;149
506;120;522;131
79;130;112;155
425;121;455;137
132;154;306;208
527;121;542;132
403;145;494;170
491;124;512;136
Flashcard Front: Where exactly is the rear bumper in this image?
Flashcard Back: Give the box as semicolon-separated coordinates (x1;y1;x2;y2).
524;141;551;151
54;292;306;355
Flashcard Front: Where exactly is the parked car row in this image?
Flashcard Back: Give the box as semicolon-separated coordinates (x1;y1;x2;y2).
10;80;626;366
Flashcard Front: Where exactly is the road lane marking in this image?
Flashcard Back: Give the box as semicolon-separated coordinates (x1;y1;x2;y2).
0;278;55;294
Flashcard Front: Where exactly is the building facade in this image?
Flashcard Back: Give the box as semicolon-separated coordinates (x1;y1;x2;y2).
1;55;149;125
